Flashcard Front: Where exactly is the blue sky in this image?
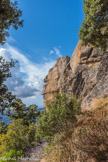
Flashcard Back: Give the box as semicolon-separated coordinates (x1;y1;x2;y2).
0;0;84;107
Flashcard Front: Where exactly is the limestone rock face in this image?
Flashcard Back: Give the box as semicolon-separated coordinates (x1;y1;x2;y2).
70;40;87;74
42;41;108;111
42;56;72;107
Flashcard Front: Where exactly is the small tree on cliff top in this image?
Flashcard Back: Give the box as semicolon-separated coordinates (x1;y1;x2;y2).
79;0;108;50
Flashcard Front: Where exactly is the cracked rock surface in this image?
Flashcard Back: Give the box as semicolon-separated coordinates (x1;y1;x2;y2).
42;41;108;111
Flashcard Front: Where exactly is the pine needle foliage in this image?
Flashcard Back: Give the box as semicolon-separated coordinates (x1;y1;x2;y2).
79;0;108;50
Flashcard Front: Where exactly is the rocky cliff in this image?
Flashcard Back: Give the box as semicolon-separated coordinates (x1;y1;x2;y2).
42;41;108;111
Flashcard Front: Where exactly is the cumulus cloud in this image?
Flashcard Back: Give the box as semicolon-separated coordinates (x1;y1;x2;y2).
0;44;55;104
49;47;62;57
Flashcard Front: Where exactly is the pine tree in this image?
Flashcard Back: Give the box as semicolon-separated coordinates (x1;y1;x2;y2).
0;0;23;112
0;57;16;113
0;0;23;44
8;98;39;125
79;0;108;50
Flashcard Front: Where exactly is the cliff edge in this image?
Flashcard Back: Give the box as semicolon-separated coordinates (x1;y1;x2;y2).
42;41;108;111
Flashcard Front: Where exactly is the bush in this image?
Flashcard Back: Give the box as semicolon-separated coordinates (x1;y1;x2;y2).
36;94;81;141
0;150;23;162
0;119;36;156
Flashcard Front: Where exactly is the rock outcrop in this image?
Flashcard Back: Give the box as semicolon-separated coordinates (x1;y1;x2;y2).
42;56;72;107
42;41;108;111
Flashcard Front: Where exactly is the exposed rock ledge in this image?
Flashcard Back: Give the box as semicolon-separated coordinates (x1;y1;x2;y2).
42;41;108;111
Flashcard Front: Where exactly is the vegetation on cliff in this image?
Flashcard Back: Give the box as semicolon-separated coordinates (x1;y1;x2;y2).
79;0;108;50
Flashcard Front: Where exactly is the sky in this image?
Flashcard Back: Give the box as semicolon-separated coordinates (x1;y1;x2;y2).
0;0;84;107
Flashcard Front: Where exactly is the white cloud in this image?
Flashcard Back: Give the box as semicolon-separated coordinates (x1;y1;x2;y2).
49;50;54;55
54;47;62;57
49;47;62;57
0;44;56;106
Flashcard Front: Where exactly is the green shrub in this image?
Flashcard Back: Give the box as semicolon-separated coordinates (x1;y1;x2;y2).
0;119;36;156
36;94;81;141
0;150;23;162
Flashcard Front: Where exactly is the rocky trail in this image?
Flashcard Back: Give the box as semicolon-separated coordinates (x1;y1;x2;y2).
19;141;48;162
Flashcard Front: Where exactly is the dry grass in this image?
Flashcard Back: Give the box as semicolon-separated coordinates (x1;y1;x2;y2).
46;98;108;162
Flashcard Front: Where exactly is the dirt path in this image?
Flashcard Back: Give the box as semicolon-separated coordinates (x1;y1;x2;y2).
19;141;48;162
